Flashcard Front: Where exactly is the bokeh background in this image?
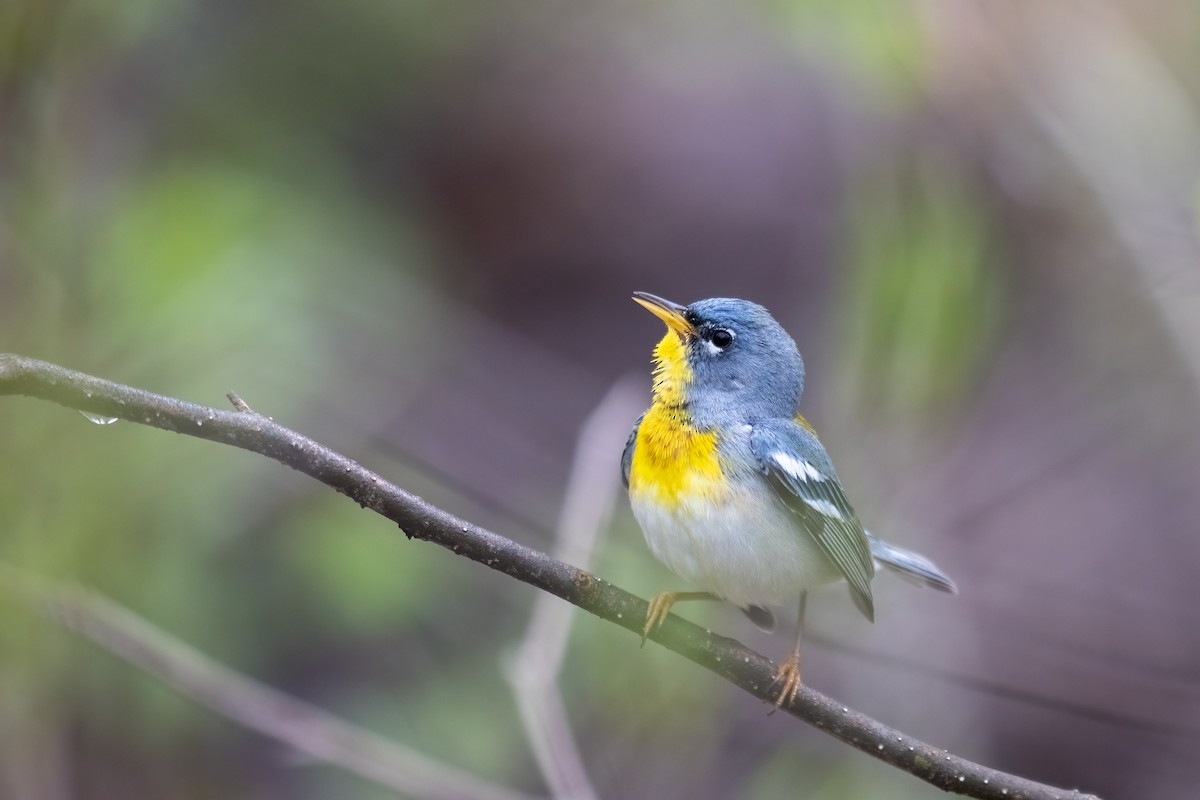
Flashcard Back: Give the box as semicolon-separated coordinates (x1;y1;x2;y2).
3;1;1199;798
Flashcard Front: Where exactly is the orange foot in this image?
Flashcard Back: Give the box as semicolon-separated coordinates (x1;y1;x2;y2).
641;592;680;646
769;650;802;709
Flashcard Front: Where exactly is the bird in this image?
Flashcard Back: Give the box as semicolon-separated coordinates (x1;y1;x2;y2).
622;292;957;708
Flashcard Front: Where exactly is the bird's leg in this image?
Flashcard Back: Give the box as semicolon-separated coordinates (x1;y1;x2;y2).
641;591;718;646
770;591;807;709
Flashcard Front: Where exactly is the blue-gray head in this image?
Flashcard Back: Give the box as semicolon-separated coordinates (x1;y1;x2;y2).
632;292;805;425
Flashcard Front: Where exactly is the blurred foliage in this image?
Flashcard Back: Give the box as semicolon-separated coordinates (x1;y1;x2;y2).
769;0;930;100
839;154;1003;424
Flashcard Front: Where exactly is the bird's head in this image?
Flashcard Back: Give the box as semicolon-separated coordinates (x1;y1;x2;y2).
633;292;804;425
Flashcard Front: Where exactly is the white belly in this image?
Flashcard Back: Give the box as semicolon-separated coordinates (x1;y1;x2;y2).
630;485;841;608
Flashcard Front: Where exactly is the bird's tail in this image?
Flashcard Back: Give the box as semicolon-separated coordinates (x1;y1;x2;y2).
866;533;958;594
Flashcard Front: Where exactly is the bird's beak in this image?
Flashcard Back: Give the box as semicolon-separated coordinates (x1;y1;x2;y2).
633;292;695;339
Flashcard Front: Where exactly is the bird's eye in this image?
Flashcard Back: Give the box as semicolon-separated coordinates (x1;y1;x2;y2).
711;329;734;349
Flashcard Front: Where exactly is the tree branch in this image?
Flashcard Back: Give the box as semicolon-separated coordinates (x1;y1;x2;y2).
0;565;537;800
0;354;1099;800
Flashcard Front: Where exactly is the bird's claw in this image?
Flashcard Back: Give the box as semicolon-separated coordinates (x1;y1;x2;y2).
768;651;802;712
641;592;677;647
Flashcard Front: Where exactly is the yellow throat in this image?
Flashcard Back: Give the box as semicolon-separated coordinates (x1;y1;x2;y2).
629;332;725;507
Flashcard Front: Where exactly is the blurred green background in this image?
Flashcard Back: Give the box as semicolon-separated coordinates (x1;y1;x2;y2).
3;1;1199;798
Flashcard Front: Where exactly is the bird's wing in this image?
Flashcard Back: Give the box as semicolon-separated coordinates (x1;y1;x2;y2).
621;413;644;489
750;419;876;622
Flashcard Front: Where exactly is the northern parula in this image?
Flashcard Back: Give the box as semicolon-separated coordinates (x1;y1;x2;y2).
622;292;957;707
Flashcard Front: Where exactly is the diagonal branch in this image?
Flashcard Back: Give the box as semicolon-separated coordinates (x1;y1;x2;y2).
0;354;1100;800
0;565;538;800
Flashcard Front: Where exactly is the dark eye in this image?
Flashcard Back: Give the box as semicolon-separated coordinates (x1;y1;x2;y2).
711;329;734;349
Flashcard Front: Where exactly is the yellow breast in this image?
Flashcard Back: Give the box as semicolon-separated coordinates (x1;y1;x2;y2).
628;404;725;509
628;331;726;509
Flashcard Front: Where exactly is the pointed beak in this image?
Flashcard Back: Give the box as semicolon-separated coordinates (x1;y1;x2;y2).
633;292;695;339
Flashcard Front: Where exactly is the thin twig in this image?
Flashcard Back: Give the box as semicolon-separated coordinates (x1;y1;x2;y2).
0;354;1101;800
505;378;644;800
226;391;254;413
0;565;537;800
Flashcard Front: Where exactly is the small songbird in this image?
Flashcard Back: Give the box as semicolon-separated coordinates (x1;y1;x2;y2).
622;292;957;707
